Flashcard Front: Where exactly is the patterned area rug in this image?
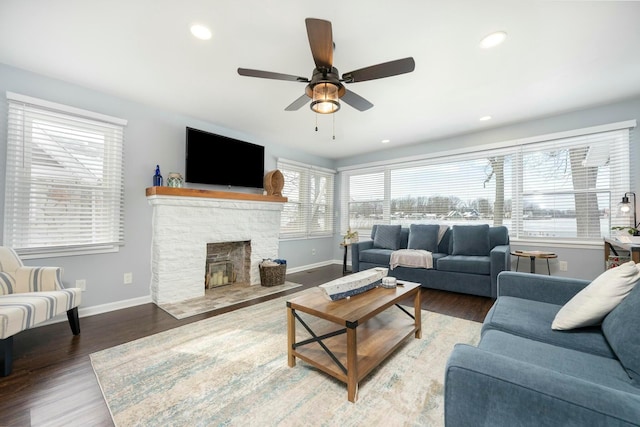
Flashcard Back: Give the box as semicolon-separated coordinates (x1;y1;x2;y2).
158;281;302;319
91;290;481;426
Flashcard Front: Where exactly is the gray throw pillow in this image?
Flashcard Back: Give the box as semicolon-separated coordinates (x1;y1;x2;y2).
451;224;490;256
373;225;402;250
408;224;439;252
602;281;640;384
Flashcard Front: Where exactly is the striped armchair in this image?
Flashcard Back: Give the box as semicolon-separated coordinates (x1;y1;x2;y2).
0;246;82;376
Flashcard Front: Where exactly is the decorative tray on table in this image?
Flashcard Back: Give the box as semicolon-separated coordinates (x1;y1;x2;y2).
318;267;389;301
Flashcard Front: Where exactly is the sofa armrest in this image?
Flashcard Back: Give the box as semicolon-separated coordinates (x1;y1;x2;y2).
13;266;64;293
489;245;510;298
445;344;640;426
350;240;374;273
497;271;590;305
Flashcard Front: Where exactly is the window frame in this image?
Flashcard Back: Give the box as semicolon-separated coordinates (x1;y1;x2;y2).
277;158;335;240
3;92;127;258
340;121;635;248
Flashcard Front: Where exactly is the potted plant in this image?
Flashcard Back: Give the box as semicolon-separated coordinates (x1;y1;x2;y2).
611;226;640;236
343;227;359;244
611;226;640;244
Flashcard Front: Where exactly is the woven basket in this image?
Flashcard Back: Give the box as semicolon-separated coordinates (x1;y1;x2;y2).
259;264;286;287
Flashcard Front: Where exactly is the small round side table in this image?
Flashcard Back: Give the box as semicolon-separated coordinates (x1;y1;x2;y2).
511;250;557;275
340;242;352;275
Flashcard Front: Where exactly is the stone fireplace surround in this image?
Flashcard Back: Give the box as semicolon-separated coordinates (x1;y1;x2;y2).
146;187;287;305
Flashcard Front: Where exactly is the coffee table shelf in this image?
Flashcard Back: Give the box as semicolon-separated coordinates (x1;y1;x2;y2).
286;282;421;402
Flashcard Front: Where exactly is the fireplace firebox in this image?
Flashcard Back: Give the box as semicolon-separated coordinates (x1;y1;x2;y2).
205;241;251;289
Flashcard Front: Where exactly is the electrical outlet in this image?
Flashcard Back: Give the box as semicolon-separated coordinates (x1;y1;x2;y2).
124;272;133;284
559;261;568;271
312;248;316;255
75;279;86;291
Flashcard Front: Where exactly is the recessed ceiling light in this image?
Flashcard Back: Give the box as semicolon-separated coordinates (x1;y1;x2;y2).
190;24;212;40
479;31;507;49
479;115;492;121
381;139;391;144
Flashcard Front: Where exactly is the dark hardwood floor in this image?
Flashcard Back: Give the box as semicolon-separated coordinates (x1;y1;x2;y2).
0;264;494;426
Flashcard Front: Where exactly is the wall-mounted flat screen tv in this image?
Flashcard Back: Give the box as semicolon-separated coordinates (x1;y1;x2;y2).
185;127;265;189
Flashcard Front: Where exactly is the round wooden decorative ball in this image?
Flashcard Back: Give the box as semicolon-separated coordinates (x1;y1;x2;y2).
264;169;284;196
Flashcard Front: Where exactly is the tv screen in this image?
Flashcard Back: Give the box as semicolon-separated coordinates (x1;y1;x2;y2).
185;127;265;189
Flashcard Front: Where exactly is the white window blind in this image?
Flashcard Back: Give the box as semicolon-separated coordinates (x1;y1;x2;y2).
516;129;629;240
277;159;335;239
4;92;127;256
342;123;634;244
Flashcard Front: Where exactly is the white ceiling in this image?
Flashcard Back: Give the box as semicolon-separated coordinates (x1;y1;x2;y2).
1;1;639;160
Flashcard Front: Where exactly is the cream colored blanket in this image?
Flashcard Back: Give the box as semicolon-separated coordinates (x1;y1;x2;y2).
390;249;433;270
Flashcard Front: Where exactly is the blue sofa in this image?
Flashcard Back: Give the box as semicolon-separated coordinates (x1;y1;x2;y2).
350;224;510;298
445;271;640;426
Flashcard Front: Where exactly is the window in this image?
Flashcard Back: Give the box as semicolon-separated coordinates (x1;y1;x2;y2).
4;92;127;256
341;122;634;244
277;159;335;239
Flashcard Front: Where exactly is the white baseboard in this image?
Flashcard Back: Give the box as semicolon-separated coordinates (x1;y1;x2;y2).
36;295;152;327
37;262;344;327
286;260;340;274
79;295;153;318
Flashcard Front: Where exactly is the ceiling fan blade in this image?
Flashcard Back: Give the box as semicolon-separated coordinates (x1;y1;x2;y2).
285;94;310;111
305;18;333;69
238;68;309;82
340;89;374;111
342;57;415;83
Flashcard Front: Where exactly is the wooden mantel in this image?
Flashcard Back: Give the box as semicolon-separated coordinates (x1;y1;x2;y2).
145;186;287;203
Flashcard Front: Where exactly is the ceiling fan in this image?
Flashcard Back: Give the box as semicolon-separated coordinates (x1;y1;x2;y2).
238;18;415;114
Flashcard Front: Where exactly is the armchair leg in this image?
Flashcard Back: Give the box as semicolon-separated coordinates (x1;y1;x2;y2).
67;307;80;335
1;336;13;377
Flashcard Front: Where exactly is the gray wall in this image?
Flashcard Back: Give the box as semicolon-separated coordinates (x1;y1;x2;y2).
0;63;335;312
334;96;640;280
1;62;638;313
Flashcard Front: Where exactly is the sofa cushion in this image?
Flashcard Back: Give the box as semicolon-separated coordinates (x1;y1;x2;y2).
359;248;394;265
489;225;509;248
438;227;453;254
0;272;16;295
452;225;490;256
0;247;22;274
552;261;640;330
479;330;637;393
437;255;491;275
0;289;81;339
407;224;439;252
373;225;402;250
602;282;640;385
482;296;615;358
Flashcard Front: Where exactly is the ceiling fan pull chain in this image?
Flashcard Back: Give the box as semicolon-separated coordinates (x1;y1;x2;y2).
315;113;318;132
332;114;336;140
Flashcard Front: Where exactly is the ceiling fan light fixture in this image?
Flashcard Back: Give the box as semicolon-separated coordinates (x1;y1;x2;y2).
310;82;340;114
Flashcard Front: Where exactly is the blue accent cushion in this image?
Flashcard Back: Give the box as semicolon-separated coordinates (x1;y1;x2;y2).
489;226;510;247
373;225;402;250
437;255;491;275
479;330;636;392
482;296;616;359
407;224;439;252
602;282;640;384
452;225;490;256
359;248;394;265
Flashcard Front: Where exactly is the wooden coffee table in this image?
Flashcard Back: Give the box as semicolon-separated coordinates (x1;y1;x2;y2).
286;281;422;402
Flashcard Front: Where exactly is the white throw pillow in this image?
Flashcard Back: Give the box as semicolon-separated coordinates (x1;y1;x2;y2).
552;261;640;330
